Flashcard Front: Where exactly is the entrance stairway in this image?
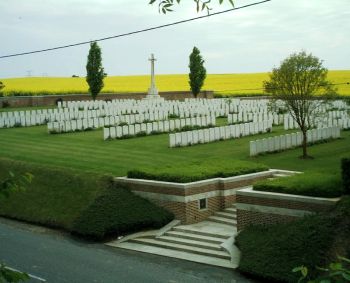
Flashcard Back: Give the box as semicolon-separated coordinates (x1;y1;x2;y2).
107;205;239;269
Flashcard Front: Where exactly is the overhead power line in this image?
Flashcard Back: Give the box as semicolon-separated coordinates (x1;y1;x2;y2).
0;0;271;59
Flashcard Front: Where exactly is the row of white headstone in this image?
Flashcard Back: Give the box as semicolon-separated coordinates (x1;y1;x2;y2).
228;113;284;125
0;114;48;128
103;116;216;140
284;115;350;130
59;98;275;119
46;111;183;134
169;120;273;148
250;126;341;156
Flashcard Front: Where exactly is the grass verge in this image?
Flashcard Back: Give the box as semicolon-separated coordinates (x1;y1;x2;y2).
128;160;269;183
253;172;344;198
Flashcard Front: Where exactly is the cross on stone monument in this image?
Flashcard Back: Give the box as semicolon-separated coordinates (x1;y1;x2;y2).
147;53;159;96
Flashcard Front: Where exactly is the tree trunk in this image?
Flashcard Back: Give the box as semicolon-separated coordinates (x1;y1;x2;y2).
301;130;308;159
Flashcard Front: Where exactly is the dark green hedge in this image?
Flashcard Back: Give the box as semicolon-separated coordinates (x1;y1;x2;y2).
236;197;350;283
253;172;344;198
71;185;174;240
342;157;350;195
128;161;269;183
236;215;339;283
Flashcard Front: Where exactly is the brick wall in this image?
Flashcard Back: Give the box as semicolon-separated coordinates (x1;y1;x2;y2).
237;210;298;231
114;170;281;224
236;188;339;231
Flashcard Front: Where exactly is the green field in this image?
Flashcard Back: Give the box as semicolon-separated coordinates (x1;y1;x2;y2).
1;70;350;96
0;123;349;177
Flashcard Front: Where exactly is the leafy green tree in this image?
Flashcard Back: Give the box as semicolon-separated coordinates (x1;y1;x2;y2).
264;51;336;159
293;256;350;282
0;172;33;283
86;42;105;101
189;47;207;98
149;0;234;14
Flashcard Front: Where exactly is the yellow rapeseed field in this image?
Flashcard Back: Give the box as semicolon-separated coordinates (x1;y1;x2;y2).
1;70;349;96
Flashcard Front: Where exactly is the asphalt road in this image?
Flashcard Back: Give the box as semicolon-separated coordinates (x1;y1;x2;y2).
0;218;257;283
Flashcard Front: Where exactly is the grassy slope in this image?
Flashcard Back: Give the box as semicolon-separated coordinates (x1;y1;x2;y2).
0;159;108;229
2;70;349;95
0;123;349;177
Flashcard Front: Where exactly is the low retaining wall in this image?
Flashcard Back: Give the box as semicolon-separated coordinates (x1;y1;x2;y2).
236;187;340;231
114;169;296;224
0;91;214;108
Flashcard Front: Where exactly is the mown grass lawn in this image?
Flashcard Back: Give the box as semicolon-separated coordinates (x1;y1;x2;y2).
0;122;349;177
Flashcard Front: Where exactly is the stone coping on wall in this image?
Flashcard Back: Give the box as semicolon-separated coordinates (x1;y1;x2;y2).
114;169;299;191
236;187;340;205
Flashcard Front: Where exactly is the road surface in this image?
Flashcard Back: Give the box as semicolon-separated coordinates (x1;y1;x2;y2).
0;218;256;283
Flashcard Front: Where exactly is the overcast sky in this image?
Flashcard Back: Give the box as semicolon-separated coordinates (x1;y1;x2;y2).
1;0;349;78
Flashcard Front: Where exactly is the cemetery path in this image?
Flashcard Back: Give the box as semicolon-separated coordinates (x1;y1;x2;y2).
0;218;257;283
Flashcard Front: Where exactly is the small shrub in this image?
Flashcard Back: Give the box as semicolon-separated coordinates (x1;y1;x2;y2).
342;157;350;195
117;134;134;140
118;122;128;126
150;130;161;135
1;101;10;108
143;119;151;123
136;131;147;137
168;114;180;119
55;98;63;106
253;172;344;198
13;122;22;128
84;127;93;132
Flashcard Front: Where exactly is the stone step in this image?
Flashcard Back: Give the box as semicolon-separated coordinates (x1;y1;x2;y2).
130;238;231;260
208;216;237;226
165;231;224;244
156;236;223;251
225;207;237;214
172;225;231;239
114;242;237;269
215;211;236;220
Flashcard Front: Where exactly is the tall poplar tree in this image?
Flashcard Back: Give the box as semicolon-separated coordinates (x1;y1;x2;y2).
189;47;207;98
86;42;105;101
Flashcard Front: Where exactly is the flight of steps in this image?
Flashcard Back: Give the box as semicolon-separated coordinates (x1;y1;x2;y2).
112;205;238;268
207;206;237;226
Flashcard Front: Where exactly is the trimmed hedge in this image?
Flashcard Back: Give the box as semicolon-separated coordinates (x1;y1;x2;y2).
342;157;350;194
71;185;174;240
253;172;344;198
236;197;350;283
128;161;269;183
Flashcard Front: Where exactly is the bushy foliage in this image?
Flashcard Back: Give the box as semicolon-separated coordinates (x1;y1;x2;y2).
72;185;174;240
128;161;269;183
253;172;343;198
341;157;350;195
